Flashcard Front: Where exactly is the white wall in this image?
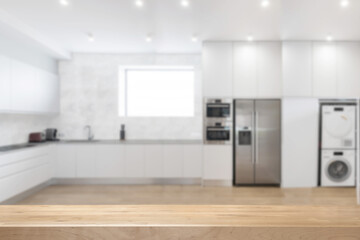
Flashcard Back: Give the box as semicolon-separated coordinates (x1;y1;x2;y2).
282;98;319;188
53;53;202;140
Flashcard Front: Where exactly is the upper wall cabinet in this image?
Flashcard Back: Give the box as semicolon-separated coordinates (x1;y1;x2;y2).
257;42;282;97
233;42;257;97
337;42;360;98
282;42;313;97
203;41;282;98
233;42;282;98
11;60;39;112
0;55;11;111
202;42;233;97
312;42;338;97
0;56;59;114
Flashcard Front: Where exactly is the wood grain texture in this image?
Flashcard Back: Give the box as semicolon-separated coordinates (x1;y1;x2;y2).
16;185;358;205
1;205;360;239
1;227;360;240
1;205;360;227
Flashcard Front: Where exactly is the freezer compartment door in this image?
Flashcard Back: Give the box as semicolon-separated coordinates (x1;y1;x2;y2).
254;100;281;185
234;100;255;185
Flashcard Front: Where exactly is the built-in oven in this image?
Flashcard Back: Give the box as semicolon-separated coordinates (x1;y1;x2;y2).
204;123;232;145
205;98;232;120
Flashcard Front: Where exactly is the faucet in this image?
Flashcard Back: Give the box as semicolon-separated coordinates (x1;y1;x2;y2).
84;125;94;141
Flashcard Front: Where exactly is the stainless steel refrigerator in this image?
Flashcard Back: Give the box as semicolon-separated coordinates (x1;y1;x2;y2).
234;99;281;186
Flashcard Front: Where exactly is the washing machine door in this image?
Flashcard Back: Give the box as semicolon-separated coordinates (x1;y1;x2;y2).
326;159;351;182
322;106;356;148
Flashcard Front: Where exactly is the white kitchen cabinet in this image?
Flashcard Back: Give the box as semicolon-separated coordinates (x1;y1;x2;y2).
282;42;313;97
76;145;97;178
0;55;11;111
144;145;163;178
281;98;319;188
163;145;183;178
233;42;257;97
337;42;360;98
203;145;232;181
95;145;125;178
10;59;37;112
35;69;59;113
257;42;282;97
55;145;77;178
183;145;203;178
313;42;337;97
0;146;52;203
125;145;145;177
202;42;233;97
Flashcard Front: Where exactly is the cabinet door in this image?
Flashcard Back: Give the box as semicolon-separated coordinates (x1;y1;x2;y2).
144;145;163;178
76;145;97;178
0;55;11;111
337;42;360;98
203;145;232;180
313;42;337;97
202;42;233;97
233;42;257;97
55;145;76;178
95;145;125;178
257;42;282;97
10;60;37;112
163;145;183;178
183;145;203;178
125;145;145;177
282;42;313;97
36;70;60;113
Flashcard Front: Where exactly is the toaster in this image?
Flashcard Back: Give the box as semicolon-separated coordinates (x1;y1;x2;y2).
29;132;46;143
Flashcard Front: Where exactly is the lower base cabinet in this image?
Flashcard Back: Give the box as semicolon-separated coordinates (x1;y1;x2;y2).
55;144;203;180
203;145;233;182
0;146;52;202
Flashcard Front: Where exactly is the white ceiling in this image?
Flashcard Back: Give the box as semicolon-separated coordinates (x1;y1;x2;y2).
0;0;359;56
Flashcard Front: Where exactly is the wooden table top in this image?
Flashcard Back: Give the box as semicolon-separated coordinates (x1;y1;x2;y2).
1;205;360;228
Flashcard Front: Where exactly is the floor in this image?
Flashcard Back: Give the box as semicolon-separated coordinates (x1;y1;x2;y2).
16;185;358;205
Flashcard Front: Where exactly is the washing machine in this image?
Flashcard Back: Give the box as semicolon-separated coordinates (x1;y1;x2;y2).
321;105;356;149
321;150;355;187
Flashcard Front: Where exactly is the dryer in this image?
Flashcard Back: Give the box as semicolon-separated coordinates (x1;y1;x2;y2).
321;150;355;187
321;105;356;149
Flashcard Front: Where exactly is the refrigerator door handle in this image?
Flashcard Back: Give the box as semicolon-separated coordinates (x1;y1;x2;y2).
251;111;255;164
255;111;259;164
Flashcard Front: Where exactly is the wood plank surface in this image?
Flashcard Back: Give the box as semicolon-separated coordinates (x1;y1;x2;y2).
1;205;360;227
1;205;360;240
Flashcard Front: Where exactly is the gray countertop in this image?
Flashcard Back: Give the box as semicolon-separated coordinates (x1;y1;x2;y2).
0;139;203;153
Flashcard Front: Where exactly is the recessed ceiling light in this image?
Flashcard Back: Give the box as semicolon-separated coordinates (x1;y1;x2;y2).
247;35;254;42
88;33;95;42
181;0;190;7
191;36;198;42
261;0;270;7
135;0;144;7
59;0;69;6
326;35;333;41
340;0;349;7
146;35;152;42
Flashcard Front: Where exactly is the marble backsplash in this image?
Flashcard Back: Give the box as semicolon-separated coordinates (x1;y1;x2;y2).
0;114;54;146
52;53;203;140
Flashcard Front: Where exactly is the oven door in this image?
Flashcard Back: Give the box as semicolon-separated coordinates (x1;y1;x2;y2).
206;103;231;118
206;126;231;144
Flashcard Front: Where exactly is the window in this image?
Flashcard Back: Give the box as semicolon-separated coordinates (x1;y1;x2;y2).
119;66;195;117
